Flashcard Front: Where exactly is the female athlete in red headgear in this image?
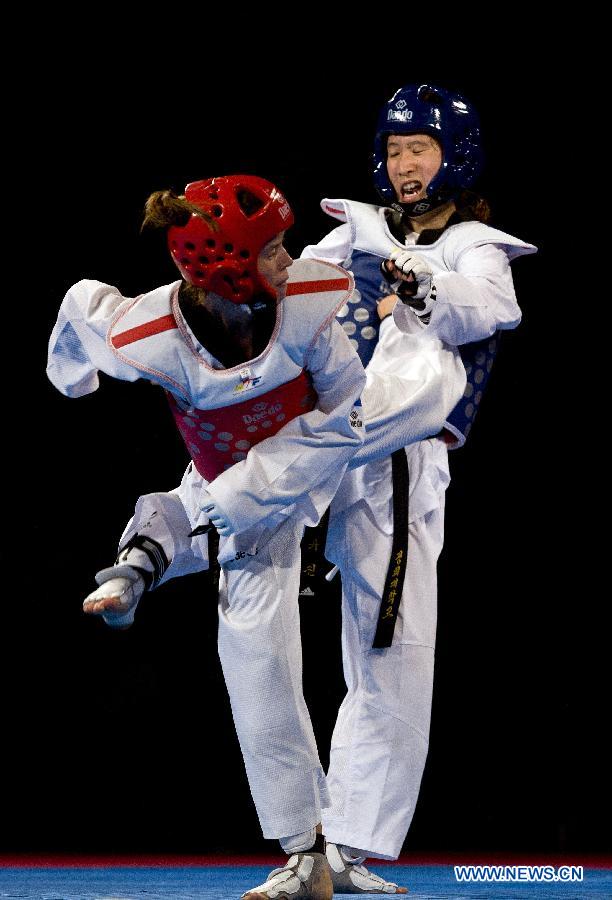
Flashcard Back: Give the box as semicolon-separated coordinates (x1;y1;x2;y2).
48;173;366;900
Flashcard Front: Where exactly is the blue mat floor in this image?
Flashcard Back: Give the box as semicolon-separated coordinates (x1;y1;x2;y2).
0;865;610;900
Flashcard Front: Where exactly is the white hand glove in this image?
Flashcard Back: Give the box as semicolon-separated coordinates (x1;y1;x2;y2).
201;489;232;537
83;565;146;629
387;249;435;314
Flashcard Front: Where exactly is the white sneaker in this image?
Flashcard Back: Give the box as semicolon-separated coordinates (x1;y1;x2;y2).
242;840;332;899
325;844;408;894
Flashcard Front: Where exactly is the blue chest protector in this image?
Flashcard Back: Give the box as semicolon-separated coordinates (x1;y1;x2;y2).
336;250;387;368
343;249;499;444
450;333;499;441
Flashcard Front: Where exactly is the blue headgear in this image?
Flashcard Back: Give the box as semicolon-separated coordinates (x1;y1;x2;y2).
372;83;483;208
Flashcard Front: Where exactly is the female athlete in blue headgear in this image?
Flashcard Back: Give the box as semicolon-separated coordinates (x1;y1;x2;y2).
299;82;537;895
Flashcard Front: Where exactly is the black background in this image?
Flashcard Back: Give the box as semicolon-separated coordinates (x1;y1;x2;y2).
2;49;608;859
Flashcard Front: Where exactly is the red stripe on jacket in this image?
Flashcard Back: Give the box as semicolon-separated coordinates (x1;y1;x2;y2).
286;278;349;296
112;314;178;348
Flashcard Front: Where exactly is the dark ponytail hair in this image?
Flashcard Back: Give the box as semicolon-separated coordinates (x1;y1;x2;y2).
455;189;491;223
142;189;216;307
141;189;217;232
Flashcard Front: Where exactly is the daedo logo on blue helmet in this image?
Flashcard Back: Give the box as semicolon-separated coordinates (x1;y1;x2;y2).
387;98;414;124
372;84;483;205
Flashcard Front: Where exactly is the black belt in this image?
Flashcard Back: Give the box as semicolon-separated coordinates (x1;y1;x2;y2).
372;449;410;649
207;525;220;592
299;508;331;598
188;522;220;590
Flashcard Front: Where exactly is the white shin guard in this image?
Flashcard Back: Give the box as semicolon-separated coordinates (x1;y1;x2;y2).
279;827;318;854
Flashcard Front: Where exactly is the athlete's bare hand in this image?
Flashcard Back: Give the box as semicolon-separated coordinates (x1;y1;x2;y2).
376;294;399;320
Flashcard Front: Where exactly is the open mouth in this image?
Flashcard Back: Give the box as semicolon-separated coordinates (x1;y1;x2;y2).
400;180;422;200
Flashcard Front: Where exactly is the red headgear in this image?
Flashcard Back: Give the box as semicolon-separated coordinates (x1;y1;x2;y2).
168;175;294;304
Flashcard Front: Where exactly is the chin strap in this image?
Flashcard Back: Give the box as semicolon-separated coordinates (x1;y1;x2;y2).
391;195;448;217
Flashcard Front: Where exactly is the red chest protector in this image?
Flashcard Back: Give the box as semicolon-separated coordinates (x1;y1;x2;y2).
167;370;318;481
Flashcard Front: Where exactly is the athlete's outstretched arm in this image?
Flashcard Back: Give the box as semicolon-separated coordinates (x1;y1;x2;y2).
47;280;145;396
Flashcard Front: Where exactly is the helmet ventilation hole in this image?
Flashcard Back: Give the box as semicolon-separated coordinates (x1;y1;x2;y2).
419;86;443;104
236;188;264;217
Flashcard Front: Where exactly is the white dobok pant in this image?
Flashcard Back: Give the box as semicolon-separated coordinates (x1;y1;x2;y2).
324;437;448;859
117;493;330;840
115;435;448;853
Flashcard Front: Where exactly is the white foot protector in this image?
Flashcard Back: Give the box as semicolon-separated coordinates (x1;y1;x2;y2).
242;846;332;899
83;565;146;629
325;844;408;894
